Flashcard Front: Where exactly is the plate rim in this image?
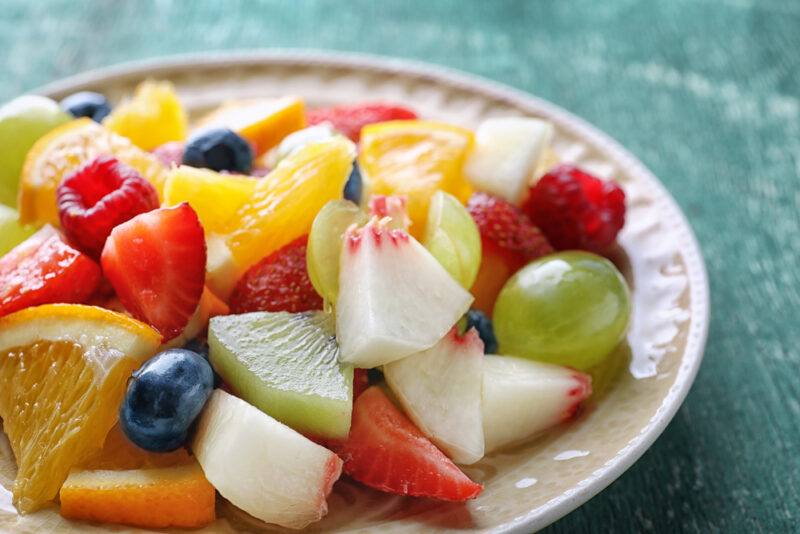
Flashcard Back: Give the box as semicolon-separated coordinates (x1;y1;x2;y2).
30;49;710;533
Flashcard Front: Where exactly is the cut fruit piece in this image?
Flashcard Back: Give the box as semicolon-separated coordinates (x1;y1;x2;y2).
209;311;353;440
0;95;70;207
192;389;343;530
59;462;215;529
163;165;258;234
196;96;305;155
205;233;239;300
0;304;161;512
384;328;485;465
80;423;193;471
103;80;188;151
423;190;482;289
306;102;418;142
0;225;101;318
359;120;474;236
306;199;368;304
101;203;207;342
482;355;592;453
274;123;336;163
465;117;554;204
331;386;482;501
336;218;473;368
0;204;36;257
19;118;168;226
226;137;355;278
368;195;409;230
163;286;231;350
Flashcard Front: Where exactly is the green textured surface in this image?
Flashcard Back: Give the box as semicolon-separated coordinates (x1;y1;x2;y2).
1;1;798;532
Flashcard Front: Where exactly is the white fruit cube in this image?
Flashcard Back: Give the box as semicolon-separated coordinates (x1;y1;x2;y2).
192;390;343;530
482;355;592;453
336;219;473;368
385;328;485;464
465;117;554;204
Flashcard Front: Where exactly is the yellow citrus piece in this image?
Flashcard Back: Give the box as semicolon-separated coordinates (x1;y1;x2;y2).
196;96;306;155
18;118;168;226
0;304;161;513
359;120;475;237
226;136;355;278
103;80;188;151
163;165;258;234
60;462;215;529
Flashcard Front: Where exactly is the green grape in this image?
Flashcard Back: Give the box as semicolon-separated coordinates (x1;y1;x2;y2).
422;191;482;288
0;95;71;207
307;199;368;304
0;204;36;257
493;251;630;370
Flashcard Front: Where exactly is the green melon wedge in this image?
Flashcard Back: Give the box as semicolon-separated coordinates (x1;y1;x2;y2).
209;311;353;440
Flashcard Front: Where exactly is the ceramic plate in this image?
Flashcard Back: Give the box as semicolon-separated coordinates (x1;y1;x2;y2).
0;51;709;533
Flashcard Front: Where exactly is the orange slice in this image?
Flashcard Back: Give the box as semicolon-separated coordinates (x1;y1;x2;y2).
225;136;355;280
0;304;161;512
359;120;474;237
59;462;215;529
103;80;188;151
196;96;306;155
162;165;258;234
18;118;168;226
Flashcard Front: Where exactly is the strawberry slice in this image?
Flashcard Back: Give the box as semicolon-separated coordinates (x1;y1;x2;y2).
467;192;553;314
0;226;101;317
306;103;417;142
332;386;482;502
101;203;206;341
229;236;322;315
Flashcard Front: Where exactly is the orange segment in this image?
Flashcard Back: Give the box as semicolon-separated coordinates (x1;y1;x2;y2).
162;165;258;234
226;136;355;278
103;80;188;151
59;462;216;529
19;118;168;226
196;96;306;155
0;304;161;512
359;120;474;237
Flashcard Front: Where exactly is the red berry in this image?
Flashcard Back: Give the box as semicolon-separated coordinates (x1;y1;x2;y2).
0;226;101;317
57;156;159;258
101;203;207;341
229;236;322;315
330;386;482;502
306;103;418;142
523;165;626;253
151;141;185;167
467;192;553;314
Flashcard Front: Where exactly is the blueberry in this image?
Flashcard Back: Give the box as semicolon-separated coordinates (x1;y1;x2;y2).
183;128;253;174
60;91;112;122
464;310;498;354
120;349;214;452
343;163;363;204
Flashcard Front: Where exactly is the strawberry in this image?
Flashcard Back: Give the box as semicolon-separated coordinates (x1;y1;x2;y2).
0;226;101;317
229;236;322;314
331;386;482;502
101;203;207;341
467;192;553;313
306;103;417;142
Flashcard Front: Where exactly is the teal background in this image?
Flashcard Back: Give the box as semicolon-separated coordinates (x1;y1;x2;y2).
2;1;798;531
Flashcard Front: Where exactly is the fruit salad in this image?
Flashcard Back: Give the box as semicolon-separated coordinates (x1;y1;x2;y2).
0;82;630;531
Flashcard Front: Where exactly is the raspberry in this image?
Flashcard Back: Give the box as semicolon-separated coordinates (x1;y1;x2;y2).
306;103;418;142
57;156;159;258
229;236;323;314
523;165;626;253
467;192;553;267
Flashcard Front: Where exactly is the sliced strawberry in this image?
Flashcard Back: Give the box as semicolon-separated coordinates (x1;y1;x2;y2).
306;103;418;142
331;386;483;502
467;192;553;314
0;226;101;317
229;236;322;314
101;203;206;341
